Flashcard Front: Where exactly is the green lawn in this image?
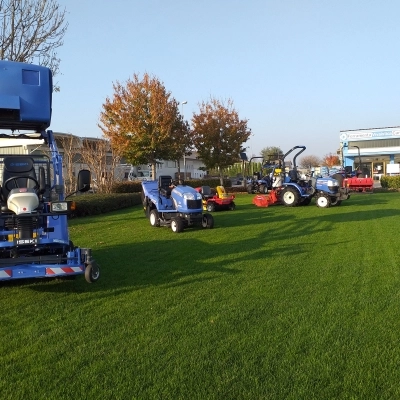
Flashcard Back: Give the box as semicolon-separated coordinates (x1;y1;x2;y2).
1;192;400;399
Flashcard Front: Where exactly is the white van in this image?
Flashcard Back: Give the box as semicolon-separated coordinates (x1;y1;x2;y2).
128;169;152;181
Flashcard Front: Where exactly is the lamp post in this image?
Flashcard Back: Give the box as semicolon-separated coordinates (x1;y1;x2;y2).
181;101;187;180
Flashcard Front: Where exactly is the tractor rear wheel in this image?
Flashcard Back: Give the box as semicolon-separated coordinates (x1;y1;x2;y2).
247;184;253;194
259;184;269;194
316;195;330;208
280;187;300;207
330;197;341;206
171;217;184;233
332;173;344;187
149;209;160;227
202;213;214;229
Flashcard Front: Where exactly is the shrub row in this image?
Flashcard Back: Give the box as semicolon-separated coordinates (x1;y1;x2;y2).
71;193;142;218
380;176;400;189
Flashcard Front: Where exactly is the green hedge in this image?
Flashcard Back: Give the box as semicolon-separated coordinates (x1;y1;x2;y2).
71;193;142;218
112;181;143;193
380;176;400;189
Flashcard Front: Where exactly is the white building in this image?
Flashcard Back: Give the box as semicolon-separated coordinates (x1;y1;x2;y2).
124;151;207;181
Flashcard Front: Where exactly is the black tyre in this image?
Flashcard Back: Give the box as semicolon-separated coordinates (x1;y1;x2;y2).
316;195;331;208
300;197;312;206
145;205;151;217
330;197;341;206
85;261;100;283
171;217;184;233
332;173;344;187
228;202;236;211
280;187;300;207
149;209;160;227
201;213;214;229
247;184;253;194
206;202;215;212
259;184;268;194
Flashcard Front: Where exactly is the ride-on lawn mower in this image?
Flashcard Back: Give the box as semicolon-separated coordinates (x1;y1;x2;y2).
0;60;100;283
141;176;214;232
195;186;236;212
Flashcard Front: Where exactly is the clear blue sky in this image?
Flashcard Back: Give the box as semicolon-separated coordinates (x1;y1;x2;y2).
53;0;400;158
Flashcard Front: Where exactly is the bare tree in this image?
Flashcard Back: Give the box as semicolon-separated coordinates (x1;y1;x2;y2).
0;0;68;91
299;155;321;169
80;137;121;194
56;134;82;194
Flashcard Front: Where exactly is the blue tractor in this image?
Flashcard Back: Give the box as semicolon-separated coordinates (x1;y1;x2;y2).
0;60;100;283
277;146;350;208
141;176;214;232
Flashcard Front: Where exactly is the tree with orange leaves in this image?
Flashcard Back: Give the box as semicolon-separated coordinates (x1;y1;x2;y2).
98;73;185;179
322;153;340;168
191;97;251;185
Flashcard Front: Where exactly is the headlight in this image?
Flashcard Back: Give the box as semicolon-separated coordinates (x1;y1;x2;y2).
183;192;202;200
328;179;339;187
50;201;73;213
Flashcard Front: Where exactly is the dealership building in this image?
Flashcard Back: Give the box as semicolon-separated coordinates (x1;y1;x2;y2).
340;126;400;179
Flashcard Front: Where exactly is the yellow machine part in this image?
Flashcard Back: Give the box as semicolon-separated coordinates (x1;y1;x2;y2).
8;232;37;241
216;186;229;199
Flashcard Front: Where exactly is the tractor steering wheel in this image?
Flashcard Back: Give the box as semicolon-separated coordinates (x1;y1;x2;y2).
4;176;39;192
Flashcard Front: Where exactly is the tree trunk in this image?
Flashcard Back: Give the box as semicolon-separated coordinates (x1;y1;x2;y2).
219;173;224;186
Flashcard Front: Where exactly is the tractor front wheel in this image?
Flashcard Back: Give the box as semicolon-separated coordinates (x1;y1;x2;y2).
316;195;331;208
229;201;236;211
171;217;184;233
206;202;215;212
149;209;160;227
85;261;100;283
202;213;214;229
281;187;299;207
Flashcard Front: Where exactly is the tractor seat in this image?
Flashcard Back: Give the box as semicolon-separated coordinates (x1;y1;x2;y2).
288;169;299;183
159;175;173;197
201;186;213;199
2;156;38;199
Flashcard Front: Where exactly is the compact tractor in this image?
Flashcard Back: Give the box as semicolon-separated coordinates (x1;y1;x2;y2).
141;177;214;232
246;156;272;194
0;60;100;283
253;146;350;208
